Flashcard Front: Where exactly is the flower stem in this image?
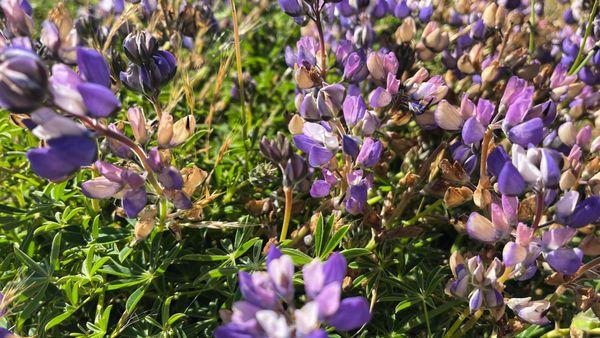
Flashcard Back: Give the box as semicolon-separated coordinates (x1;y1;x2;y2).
455;309;483;338
280;187;293;241
313;3;327;76
68;113;164;198
528;0;536;56
568;0;599;75
531;191;544;232
158;197;168;230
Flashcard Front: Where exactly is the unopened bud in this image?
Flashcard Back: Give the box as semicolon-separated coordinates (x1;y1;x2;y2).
558;121;577;146
424;28;449;52
170;115;195;147
157;113;174;148
288;114;304;134
396;17;416;43
457;54;476;74
495;5;507;28
294;64;318;89
127;106;148;144
482;64;501;85
482;3;498;27
559;170;577;190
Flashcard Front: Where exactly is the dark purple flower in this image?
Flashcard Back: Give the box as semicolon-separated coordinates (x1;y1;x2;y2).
76;47;111;88
0;47;48;113
508;118;544;147
278;0;302;17
497;161;526;196
27;135;97;182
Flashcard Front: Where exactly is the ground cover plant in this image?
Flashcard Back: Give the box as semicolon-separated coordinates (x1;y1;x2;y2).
0;0;598;337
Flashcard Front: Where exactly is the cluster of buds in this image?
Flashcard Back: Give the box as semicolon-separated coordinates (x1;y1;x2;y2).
120;31;177;98
216;247;371;337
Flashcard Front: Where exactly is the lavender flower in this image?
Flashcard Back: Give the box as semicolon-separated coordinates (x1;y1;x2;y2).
215;247;371;337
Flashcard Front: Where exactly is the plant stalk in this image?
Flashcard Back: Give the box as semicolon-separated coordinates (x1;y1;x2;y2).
280;187;293;241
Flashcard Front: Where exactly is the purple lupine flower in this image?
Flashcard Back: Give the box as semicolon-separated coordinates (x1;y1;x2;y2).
25;108;97;181
0;47;48;113
465;202;512;243
356;138;382;168
507;298;551;325
82;160;148;218
278;0;302;17
120;31;177;96
446;253;505;313
366;49;398;83
0;0;34;37
502;223;542;281
216;248;370;336
343;51;368;83
541;227;582;275
555;191;600;228
294;122;339;167
344;169;372;215
147;147;192;209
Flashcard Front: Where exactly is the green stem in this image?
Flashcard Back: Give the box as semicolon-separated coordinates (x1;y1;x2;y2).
528;0;536;55
280;187;293;241
422;298;431;337
444;308;469;338
568;0;599;75
455;309;483;338
158;198;168;230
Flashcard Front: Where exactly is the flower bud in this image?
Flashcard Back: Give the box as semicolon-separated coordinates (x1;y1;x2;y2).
558;121;577;146
288;114;304;134
170;115;195;147
495;5;507;28
284;153;308;187
576;125;592;149
482;3;498;27
278;0;302;17
591;136;600;153
457;54;476;74
134;206;157;241
123;30;158;65
293;63;318;89
424;27;450;52
317;83;345;118
127;106;148;144
0;48;48;113
260;132;291;164
481;63;501;85
1;0;34;37
559;170;577;191
157;113;174;148
395;17;416;43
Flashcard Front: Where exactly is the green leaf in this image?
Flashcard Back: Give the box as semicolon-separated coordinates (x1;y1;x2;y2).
280;248;313;265
50;232;61;272
314;213;325;257
340;248;371;259
321;225;350;258
13;245;48;277
125;284;148;314
45;307;76;330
